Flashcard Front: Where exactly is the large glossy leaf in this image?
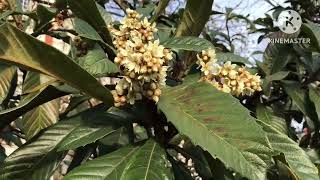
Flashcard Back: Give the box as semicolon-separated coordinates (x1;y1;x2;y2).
74;18;104;42
0;64;16;104
58;0;113;46
302;20;320;51
36;5;57;28
175;0;213;36
0;85;67;129
309;86;320;120
282;81;318;123
0;108;124;179
120;139;173;180
265;71;290;82
96;3;112;25
21;72;60;140
78;45;119;77
262;32;297;75
0;23;113;105
259;121;319;180
256;105;287;136
65;139;173;180
162;36;214;52
158;75;273;180
56;120;120;151
263;71;290;96
22;72;56;94
22;99;59;140
64;145;140;180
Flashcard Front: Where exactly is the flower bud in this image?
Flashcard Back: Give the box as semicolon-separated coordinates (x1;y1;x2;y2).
147;61;153;67
145;89;152;96
154;88;161;96
120;96;126;103
150;82;157;90
152;95;159;103
140;66;147;73
152;66;158;72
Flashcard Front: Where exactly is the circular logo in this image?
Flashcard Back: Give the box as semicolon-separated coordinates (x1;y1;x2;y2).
278;10;302;34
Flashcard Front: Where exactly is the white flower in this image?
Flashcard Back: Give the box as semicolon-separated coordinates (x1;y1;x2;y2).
211;63;221;75
147;40;164;58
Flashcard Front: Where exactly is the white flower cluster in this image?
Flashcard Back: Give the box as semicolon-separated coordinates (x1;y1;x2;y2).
198;49;262;96
109;9;173;107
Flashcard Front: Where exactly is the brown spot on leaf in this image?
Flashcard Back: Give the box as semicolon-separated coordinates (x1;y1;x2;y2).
214;127;225;133
203;117;218;123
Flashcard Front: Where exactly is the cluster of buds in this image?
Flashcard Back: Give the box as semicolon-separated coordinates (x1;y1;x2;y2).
0;0;8;12
198;49;262;96
73;37;88;57
109;9;157;49
109;9;173;107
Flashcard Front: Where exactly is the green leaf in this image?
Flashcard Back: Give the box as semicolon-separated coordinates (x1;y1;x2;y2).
120;139;174;180
309;86;320;120
96;3;112;25
65;139;173;180
0;23;113;105
302;20;320;51
162;36;214;52
0;86;67;129
266;71;290;81
262;32;298;75
78;45;119;77
21;72;60;140
216;52;250;65
22;98;59;140
61;0;113;46
158;75;273;180
99;127;130;149
256;105;287;134
22;71;57;94
60;95;91;117
136;4;155;18
73;17;114;52
282;81;318;123
0;108;124;179
0;64;16;104
56;119;121;151
175;0;213;36
36;5;57;28
64;145;140;180
263;71;290;96
74;18;104;41
259;121;319;180
151;0;170;22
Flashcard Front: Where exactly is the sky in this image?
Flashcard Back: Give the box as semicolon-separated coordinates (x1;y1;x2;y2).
106;0;291;62
212;0;290;61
